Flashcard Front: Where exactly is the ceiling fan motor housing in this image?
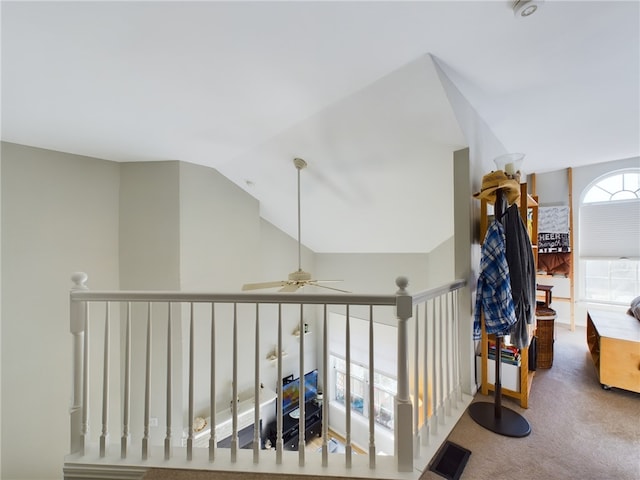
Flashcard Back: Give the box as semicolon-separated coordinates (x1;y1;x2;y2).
288;269;312;282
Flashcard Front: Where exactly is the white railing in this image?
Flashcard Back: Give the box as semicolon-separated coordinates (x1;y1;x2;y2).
66;273;468;480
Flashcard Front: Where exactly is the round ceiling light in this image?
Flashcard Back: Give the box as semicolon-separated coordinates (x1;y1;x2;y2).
513;0;543;18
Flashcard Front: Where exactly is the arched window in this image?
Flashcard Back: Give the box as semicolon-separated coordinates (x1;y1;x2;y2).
583;171;640;203
579;170;640;304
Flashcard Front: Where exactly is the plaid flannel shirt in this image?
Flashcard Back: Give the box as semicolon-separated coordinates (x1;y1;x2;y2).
473;220;517;339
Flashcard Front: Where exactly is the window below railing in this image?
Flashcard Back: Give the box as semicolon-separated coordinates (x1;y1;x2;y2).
332;355;396;431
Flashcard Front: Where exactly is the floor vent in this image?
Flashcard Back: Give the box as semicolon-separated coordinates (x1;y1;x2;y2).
428;440;471;480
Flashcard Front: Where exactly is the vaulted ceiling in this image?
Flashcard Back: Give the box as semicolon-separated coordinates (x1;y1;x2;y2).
2;1;638;253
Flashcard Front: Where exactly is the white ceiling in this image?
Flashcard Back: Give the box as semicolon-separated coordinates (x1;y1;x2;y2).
2;1;639;254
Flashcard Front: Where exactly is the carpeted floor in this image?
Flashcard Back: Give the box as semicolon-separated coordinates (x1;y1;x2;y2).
420;323;640;480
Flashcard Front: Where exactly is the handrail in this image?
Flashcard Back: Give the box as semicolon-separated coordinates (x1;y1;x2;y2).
70;277;465;307
70;290;397;306
410;279;467;305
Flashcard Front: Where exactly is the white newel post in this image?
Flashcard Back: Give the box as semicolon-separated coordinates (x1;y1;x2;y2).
70;272;89;455
394;276;413;473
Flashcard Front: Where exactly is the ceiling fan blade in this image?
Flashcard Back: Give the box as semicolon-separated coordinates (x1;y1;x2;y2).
279;283;302;293
308;282;352;293
242;281;287;291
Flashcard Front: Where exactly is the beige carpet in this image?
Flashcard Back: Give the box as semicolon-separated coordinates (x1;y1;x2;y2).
420;323;640;480
143;324;640;480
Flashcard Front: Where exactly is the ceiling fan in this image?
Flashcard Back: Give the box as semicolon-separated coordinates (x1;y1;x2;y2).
242;157;349;293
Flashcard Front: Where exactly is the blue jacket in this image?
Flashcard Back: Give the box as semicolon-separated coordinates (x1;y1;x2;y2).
474;220;517;339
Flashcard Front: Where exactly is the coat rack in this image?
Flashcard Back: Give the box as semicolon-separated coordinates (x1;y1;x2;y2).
468;188;531;437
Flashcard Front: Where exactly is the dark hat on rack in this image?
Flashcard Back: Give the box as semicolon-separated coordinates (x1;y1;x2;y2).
473;170;521;204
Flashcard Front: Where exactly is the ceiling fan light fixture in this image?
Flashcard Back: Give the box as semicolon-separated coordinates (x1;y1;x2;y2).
288;270;312;282
513;0;543;18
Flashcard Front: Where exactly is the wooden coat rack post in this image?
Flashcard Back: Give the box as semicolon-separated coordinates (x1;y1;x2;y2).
468;188;531;437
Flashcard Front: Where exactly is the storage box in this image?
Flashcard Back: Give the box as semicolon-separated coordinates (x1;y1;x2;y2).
476;356;520;392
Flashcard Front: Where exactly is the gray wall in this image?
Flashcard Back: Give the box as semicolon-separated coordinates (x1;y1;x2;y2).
315;252;430;296
453;148;475;395
534;170;570;206
179;162;261;292
0;140;3;474
120;162;181;290
1;142;121;479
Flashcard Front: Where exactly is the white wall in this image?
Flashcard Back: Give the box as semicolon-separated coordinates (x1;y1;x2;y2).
1;142;121;480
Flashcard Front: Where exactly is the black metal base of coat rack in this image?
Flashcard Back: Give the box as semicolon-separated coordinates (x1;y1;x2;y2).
469;188;531;438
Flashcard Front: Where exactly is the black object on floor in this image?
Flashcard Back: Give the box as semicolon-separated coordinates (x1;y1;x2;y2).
468;401;531;437
428;440;471;480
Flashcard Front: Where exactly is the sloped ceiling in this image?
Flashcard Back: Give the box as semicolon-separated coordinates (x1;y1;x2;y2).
2;1;638;253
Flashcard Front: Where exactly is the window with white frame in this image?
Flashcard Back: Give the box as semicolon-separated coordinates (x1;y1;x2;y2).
331;355;397;430
579;170;640;304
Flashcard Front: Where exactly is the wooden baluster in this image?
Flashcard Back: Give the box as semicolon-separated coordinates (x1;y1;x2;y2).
368;305;376;469
209;303;217;462
431;298;440;434
438;296;445;425
164;303;172;460
276;304;283;464
445;293;451;417
413;304;420;458
100;302;110;457
321;304;329;467
253;304;260;464
345;305;352;468
187;303;194;461
431;298;438;434
121;302;131;459
298;304;305;467
453;290;462;404
81;302;90;454
231;303;238;462
422;300;430;446
142;303;151;460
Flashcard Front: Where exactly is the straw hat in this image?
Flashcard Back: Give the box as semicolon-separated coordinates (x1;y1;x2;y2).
473;170;521;204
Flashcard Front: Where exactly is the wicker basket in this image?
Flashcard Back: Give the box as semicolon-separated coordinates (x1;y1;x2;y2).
536;307;556;369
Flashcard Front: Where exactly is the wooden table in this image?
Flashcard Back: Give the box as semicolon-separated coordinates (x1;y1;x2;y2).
586;310;640;393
